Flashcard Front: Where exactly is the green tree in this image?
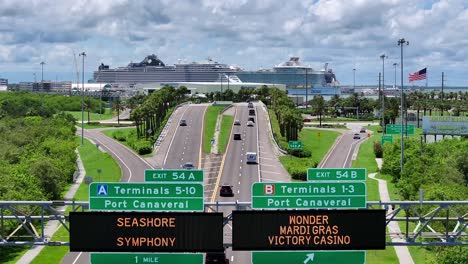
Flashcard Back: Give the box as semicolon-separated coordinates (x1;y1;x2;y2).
112;97;125;124
310;95;326;127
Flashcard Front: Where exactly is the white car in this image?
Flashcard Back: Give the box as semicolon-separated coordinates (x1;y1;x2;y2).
246;152;257;164
247;121;254;127
234;120;241;126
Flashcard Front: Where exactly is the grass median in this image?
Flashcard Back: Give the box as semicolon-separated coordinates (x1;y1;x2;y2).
203;106;225;153
30;137;121;264
66;108;114;121
218;115;234;153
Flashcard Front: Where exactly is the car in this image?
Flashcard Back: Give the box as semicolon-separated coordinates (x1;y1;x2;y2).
183;162;194;169
247;121;254;127
246;152;257;164
233;132;241;140
248;102;254;108
205;252;229;264
179;119;187;126
234;120;241;126
360;128;366;133
248;117;255;123
249;109;255;116
353;133;361;139
220;185;234;197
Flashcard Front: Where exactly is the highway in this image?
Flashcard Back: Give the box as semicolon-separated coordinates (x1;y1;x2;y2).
62;104;207;264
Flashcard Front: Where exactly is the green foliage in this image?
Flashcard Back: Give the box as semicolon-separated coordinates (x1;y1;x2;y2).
287;149;312;158
203;106;224;153
431;246;468;264
112;130;127;141
133;140;153;155
373;141;383;158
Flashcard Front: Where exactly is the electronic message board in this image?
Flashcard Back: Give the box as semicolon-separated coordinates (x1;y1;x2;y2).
232;210;385;251
70;212;224;252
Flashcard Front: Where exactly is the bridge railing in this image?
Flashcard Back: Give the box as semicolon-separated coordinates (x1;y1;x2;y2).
1;201;466;246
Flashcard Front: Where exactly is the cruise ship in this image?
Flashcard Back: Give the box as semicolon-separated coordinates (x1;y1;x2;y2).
236;57;340;96
93;54;237;84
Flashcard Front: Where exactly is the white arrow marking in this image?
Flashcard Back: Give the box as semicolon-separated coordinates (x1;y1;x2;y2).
304;253;314;264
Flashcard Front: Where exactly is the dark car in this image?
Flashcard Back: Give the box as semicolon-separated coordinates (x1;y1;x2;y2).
249;109;255;116
220;185;234;197
179;119;187;126
353;133;361;139
248;102;254;108
248;117;255;123
233;132;241;140
206;252;229;264
234;120;241;126
360;127;366;133
183;162;194;169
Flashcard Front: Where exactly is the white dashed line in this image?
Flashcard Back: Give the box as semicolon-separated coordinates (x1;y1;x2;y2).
260;170;281;174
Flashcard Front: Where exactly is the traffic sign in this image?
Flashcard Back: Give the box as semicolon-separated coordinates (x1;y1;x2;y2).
252;182;366;209
381;135;393;145
252;251;366;264
386;124;415;135
288;140;303;150
70;212;224;252
233;210;385;251
307;168;366;181
89;183;204;211
145;169;204;182
91;253;203;264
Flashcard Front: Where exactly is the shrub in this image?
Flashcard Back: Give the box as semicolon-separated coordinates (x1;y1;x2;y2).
373;141;383;158
112;130;126;141
290;168;307;181
288;149;312;158
134;140;153;155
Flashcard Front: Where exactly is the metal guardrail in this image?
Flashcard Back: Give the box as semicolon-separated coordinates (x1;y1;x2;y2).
1;201;467;246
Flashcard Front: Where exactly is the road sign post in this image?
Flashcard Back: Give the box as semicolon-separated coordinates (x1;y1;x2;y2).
307;168;366;181
288;141;303;150
89;183;204;211
252;251;366;264
252;182;366;209
91;253;203;264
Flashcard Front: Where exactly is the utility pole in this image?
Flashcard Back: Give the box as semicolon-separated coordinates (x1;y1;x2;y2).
441;72;444;116
398;38;409;176
379;72;382;131
393;63;398;89
353;68;356;90
381;54;387;134
79;52;86;146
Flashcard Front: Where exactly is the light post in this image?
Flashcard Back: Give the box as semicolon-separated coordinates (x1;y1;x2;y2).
79;52;86;146
353;68;356;90
40;61;45;82
393;63;398;89
305;67;308;109
398;38;409;176
380;54;387;134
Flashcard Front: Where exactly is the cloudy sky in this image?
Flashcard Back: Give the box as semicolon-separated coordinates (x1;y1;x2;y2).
1;0;468;86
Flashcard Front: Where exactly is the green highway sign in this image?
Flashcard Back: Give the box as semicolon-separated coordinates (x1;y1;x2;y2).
252;182;366;209
252;251;365;264
145;169;204;182
89;183;204;211
288;140;303;150
381;135;393;145
307;168;366;181
91;253;203;264
386;124;415;135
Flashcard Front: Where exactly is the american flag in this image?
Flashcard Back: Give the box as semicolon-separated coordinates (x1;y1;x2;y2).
408;68;427;82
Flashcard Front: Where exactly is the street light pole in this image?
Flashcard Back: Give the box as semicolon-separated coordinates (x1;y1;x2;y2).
40;61;45;82
398;38;409;176
79;52;86;146
353;68;356;90
305;67;308;109
393;63;398;89
380;54;387;134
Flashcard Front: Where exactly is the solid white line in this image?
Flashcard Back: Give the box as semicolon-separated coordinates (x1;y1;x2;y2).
255;104;261;182
319;133;345;168
231;256;234;262
260;170;281;175
163;105;190;167
71;252;83;264
237;190;240;194
260;164;276;167
343;137;360;168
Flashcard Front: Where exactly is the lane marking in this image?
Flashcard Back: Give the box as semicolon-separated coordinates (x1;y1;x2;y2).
71;252;83;264
163;105;190;167
198;105;208;169
260;170;281;175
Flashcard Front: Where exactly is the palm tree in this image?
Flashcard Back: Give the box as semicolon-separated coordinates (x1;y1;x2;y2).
311;95;326;127
83;97;95;123
112;97;125;125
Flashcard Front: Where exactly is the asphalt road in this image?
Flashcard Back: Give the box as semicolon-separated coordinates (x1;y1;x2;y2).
162;104;207;169
62;128;154;264
319;128;368;168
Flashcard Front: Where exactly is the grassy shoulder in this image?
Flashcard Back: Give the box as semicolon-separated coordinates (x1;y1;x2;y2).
218;115;233;153
203;106;225;153
66;108;114;121
102;128;153;158
31;137;122;264
75;122;134;129
280;129;340;180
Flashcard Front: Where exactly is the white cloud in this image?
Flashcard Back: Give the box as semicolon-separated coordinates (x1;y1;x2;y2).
0;0;467;85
